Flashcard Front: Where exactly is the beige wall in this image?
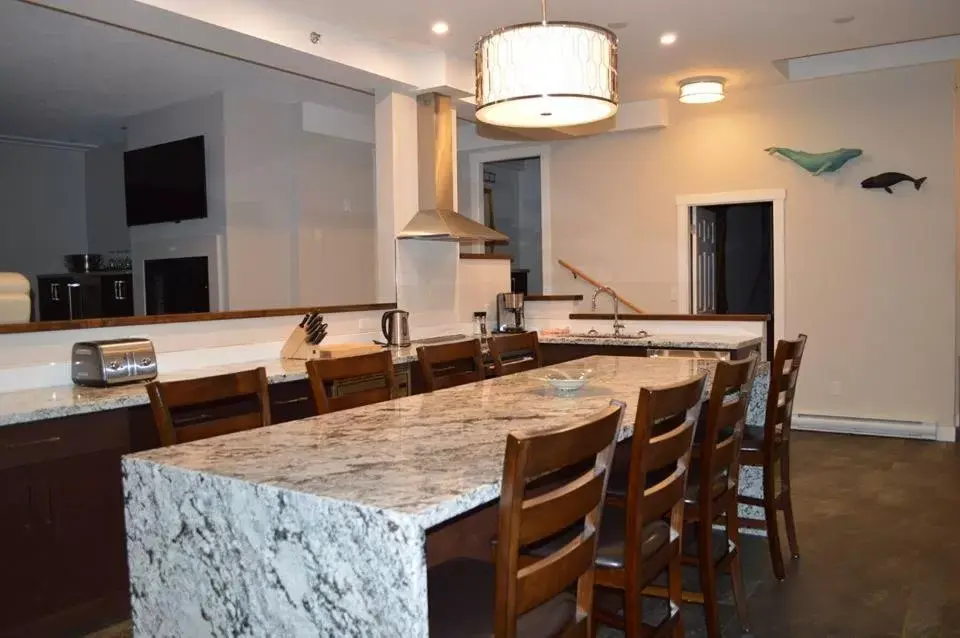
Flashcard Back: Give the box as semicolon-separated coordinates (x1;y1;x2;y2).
547;63;958;428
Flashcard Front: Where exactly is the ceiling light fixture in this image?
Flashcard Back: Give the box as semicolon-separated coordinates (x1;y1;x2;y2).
678;77;726;104
431;21;450;35
474;0;619;128
660;32;677;45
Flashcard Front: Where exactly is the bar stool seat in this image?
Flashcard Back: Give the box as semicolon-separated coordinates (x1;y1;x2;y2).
428;559;576;638
740;425;779;453
683;469;731;505
526;506;672;570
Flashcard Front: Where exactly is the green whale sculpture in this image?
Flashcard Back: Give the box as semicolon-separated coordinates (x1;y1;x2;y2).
765;147;863;176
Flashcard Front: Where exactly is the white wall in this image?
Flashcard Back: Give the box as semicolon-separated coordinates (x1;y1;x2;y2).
297;131;377;305
125;92;227;314
536;63;956;430
222;95;299;310
84;142;130;255
0;142;88;289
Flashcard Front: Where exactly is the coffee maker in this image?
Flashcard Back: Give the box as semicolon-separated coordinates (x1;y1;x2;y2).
496;292;525;333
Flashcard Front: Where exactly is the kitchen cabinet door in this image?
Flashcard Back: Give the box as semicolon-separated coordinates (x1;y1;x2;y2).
100;274;134;318
0;463;47;635
36;276;73;321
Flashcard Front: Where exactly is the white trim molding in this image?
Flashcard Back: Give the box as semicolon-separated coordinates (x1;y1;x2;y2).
466;145;554;293
794;414;939;441
676;189;786;345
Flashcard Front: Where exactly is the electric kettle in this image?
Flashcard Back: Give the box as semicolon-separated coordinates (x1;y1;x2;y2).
381;310;411;347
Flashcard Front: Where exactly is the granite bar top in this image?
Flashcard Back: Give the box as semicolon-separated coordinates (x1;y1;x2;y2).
0;333;761;428
540;333;763;350
128;356;768;530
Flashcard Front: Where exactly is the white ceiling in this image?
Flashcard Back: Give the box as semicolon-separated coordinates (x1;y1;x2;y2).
0;1;374;145
270;0;960;101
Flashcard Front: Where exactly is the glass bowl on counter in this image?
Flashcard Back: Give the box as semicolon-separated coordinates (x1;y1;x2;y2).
537;365;594;394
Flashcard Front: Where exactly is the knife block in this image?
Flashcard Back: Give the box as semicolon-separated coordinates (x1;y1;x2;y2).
280;327;322;360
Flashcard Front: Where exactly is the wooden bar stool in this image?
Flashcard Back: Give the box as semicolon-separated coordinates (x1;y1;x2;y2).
306;351;397;415
488;331;542;376
428;402;624;637
146;367;271;447
593;374;707;638
417;338;485;391
738;334;807;581
647;355;758;638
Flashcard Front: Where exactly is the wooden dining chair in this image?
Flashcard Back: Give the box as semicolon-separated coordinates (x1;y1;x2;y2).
592;373;707;638
146;367;271;447
488;331;542;376
305;351;397;415
427;402;625;638
738;334;807;581
417;338;485;392
675;354;758;638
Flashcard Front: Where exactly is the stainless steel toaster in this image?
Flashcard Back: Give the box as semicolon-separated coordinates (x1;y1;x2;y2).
71;338;158;387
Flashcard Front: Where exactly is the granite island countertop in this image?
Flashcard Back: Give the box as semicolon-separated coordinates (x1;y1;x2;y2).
122;356;769;637
0;332;763;427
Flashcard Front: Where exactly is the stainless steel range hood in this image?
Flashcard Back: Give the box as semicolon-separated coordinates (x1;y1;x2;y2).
397;93;509;243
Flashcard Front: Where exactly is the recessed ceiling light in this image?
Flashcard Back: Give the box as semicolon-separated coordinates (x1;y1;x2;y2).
833;15;855;24
431;21;449;35
660;32;678;46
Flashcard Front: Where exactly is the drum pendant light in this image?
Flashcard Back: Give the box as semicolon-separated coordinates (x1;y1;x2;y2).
475;0;619;128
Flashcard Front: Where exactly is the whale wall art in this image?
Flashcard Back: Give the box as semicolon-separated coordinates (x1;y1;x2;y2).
861;172;927;194
765;147;863;176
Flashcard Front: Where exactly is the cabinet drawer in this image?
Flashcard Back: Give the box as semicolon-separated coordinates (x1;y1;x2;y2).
0;411;129;471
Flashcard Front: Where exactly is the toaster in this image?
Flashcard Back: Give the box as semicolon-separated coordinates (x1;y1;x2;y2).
71;338;158;387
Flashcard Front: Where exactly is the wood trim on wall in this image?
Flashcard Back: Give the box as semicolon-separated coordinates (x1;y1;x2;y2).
459;253;512;260
526;295;583;302
569;313;770;321
0;303;397;335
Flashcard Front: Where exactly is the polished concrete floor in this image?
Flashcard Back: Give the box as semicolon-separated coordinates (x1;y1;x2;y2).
601;431;960;638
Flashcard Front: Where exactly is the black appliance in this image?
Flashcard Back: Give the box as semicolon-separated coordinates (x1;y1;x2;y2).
36;273;134;321
144;256;209;315
124;136;208;226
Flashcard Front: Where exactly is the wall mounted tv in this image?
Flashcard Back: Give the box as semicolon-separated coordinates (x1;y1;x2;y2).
124;135;208;226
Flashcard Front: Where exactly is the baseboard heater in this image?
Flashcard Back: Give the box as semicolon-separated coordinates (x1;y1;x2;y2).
793;414;937;441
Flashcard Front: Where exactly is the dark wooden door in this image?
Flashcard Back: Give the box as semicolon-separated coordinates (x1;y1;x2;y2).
99;274;134;318
36;276;73;321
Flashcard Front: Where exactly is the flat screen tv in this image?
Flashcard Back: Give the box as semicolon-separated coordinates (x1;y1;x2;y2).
124;135;208;226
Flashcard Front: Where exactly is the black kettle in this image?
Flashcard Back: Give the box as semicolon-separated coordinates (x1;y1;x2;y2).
381;310;411;347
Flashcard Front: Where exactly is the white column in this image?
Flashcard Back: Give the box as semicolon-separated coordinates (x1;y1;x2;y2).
374;91;419;303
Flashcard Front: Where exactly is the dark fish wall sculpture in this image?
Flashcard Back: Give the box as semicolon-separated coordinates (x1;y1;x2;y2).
860;172;926;194
765;147;863;175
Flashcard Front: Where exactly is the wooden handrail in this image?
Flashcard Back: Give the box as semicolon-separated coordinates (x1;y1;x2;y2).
557;259;646;314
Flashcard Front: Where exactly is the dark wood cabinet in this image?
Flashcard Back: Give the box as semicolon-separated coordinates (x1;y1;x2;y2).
36;273;134;322
0;411;131;638
540;343;650;366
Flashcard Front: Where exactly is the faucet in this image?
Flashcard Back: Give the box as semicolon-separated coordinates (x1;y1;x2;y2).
592;286;625;337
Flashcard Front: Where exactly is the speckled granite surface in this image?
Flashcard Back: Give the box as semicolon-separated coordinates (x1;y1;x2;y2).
0;348;420;428
0;333;760;428
124;356;770;637
540;333;763;350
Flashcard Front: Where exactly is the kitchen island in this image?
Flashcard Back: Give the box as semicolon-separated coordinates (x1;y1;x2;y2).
123;356;768;637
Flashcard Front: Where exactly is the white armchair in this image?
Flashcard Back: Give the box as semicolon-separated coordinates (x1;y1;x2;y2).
0;273;31;323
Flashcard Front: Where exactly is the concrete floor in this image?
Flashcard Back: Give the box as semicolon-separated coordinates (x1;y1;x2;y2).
602;431;960;638
89;432;959;637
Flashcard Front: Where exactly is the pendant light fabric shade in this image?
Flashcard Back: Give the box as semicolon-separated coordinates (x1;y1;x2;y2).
475;22;619;128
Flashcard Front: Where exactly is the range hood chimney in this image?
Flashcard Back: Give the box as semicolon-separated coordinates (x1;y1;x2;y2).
397;93;509;243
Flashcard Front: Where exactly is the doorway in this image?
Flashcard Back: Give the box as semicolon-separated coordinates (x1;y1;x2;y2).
692;203;774;358
480;157;543;295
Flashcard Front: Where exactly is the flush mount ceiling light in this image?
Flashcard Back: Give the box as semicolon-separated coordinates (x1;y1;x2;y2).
678;77;726;104
431;21;449;35
659;32;677;45
474;0;619;128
